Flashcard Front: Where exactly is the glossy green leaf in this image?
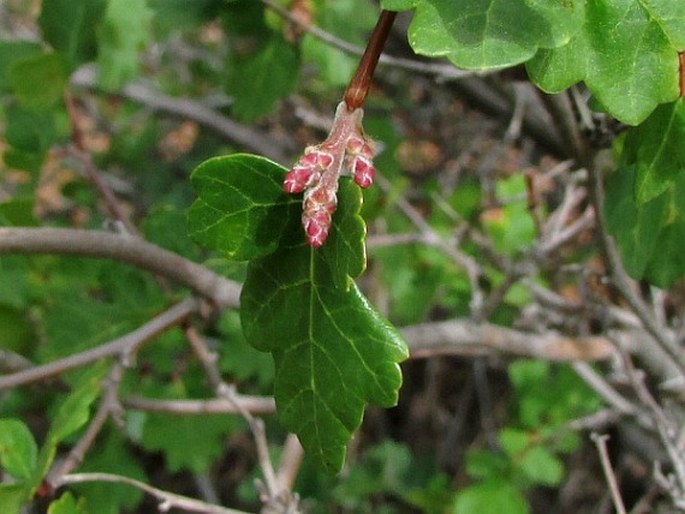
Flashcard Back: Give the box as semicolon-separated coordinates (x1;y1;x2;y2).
526;25;588;93
240;182;408;473
387;0;683;124
318;180;367;289
38;0;107;69
227;35;299;121
606;164;685;287
620;100;685;204
583;0;682;125
97;0;152;90
0;419;37;481
390;0;581;70
188;154;300;261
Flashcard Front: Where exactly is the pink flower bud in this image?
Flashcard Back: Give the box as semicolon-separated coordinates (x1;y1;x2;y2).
351;157;375;188
283;165;320;193
303;208;332;247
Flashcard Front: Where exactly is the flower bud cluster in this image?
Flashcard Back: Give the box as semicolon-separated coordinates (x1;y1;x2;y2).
283;104;376;248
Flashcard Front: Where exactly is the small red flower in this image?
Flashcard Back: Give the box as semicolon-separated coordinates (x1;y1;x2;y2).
283;102;377;247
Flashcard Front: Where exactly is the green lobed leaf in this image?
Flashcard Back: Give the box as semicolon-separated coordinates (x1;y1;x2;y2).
388;0;582;70
620;99;685;204
0;419;38;481
38;0;108;70
188;154;300;261
240;182;408;473
388;0;683;124
97;0;152;91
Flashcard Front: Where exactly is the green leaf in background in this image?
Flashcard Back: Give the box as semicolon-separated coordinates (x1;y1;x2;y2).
620;99;685;204
47;492;88;514
75;431;146;514
9;53;68;110
97;0;152;91
0;419;37;481
0;484;28;514
226;35;299;121
148;0;219;35
4;104;58;158
141;410;242;474
452;480;530;514
482;175;535;255
388;0;581;70
240;181;408;473
34;364;106;485
38;0;108;70
0;42;43;92
606;164;685;287
519;445;564;486
302;0;378;87
188;154;300;261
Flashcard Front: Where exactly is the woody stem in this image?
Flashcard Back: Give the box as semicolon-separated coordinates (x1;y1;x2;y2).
343;9;397;111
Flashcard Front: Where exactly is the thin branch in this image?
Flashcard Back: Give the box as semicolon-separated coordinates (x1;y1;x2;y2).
274;435;305;496
181;328;299;512
122;395;276;415
185;325;225;389
64;91;139;235
0;298;199;391
261;0;483;82
56;472;250;514
571;362;646;424
591;433;628;514
0;227;240;309
402;319;616;361
538;90;589;165
70;67;288;164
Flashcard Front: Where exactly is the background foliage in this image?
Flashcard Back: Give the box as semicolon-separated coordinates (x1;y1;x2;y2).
1;0;685;513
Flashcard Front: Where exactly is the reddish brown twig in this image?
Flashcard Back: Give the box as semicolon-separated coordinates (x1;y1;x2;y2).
343;10;397;110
